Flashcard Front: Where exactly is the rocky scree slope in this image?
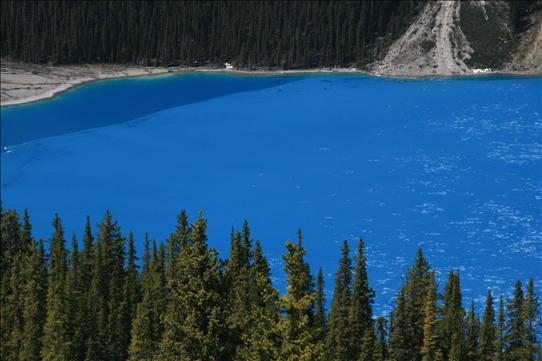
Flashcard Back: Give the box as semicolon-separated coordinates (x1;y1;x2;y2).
372;0;542;76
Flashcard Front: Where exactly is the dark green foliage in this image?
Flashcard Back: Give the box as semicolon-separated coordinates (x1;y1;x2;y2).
1;207;540;361
327;240;353;360
158;213;225;360
314;268;327;342
464;301;481;361
358;327;375;361
505;280;529;361
128;235;166;361
373;317;388;361
480;289;497;361
440;271;465;361
420;272;440;361
41;214;71;361
497;294;505;361
524;278;541;360
459;1;513;69
278;230;323;360
388;249;431;361
0;1;425;68
349;238;374;359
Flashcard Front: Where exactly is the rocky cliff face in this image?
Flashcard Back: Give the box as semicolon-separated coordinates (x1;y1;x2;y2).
371;0;541;76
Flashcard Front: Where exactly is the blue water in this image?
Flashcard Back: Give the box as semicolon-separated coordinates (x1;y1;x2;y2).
1;73;541;314
1;73;297;147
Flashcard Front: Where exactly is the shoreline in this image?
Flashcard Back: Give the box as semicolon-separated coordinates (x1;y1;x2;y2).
1;61;540;107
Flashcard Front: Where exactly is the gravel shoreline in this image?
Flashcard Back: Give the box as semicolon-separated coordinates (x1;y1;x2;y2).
1;60;540;107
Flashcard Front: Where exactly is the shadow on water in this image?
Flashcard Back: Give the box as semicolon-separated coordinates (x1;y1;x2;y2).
1;72;303;147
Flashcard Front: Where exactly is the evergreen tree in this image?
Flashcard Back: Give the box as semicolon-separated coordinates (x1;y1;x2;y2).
128;235;164;361
158;213;225;360
327;240;353;360
440;272;465;361
85;211;123;361
67;234;81;360
373;317;388;361
524;278;541;360
277;231;321;361
389;248;431;361
480;289;497;361
0;208;21;361
41;214;71;361
121;232;140;360
5;252;24;360
73;216;94;361
497;294;505;361
421;271;441;361
166;210;190;285
464;301;480;361
224;222;255;359
237;240;281;360
505;280;528;361
20;234;47;361
349;238;374;359
359;327;375;361
315;268;327;342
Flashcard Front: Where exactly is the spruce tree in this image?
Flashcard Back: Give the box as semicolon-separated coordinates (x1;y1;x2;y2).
5;252;24;360
128;235;164;361
349;238;374;359
237;240;281;360
86;211;123;361
327;240;352;360
440;272;465;361
41;214;71;361
505;280;528;361
373;317;388;361
277;231;321;361
389;249;431;361
166;210;190;285
497;294;505;361
224;222;254;359
106;221;127;361
315;268;327;342
158;213;225;360
67;234;81;360
359;327;375;361
122;232;140;357
20;234;46;361
0;209;21;361
420;271;440;361
480;289;497;361
464;300;480;361
524;279;541;360
74;216;94;361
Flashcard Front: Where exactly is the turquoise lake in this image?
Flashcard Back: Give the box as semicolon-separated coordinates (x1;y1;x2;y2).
1;73;541;313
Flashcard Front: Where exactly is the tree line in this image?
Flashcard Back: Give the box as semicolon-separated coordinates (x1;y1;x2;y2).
0;0;424;68
1;207;540;361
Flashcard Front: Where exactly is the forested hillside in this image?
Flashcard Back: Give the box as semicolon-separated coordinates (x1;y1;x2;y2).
1;1;539;73
1;208;540;361
0;0;425;68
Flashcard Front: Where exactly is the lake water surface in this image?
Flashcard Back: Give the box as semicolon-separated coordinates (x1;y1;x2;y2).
1;73;541;313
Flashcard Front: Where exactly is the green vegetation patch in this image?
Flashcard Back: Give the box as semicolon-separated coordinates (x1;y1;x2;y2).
459;2;512;69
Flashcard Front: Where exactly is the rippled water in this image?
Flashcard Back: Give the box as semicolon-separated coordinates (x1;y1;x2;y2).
2;73;541;313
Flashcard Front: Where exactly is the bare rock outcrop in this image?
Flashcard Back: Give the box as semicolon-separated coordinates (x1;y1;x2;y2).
372;0;540;77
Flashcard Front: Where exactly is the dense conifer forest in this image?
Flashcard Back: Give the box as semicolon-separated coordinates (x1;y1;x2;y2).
1;1;537;70
1;0;425;68
1;207;540;361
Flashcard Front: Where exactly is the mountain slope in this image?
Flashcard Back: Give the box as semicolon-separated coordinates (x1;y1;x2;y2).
372;0;541;76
